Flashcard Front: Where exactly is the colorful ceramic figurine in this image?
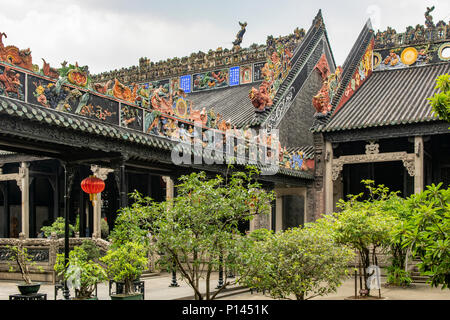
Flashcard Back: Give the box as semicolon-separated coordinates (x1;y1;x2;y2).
0;32;33;71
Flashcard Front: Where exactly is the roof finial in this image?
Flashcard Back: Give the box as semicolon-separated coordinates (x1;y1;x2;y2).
425;6;435;28
232;21;247;50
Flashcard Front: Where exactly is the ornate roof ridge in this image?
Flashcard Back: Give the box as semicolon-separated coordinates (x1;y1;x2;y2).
91;26;307;85
374;6;450;50
311;20;375;131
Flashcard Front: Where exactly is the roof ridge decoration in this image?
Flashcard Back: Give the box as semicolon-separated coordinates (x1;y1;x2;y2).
248;37;297;112
374;6;449;50
232;22;248;50
91;27;305;85
311;20;375;131
311;54;343;117
0;32;33;71
255;10;331;130
373;7;450;72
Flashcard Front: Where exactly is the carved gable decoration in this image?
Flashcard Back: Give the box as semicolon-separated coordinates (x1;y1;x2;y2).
334;38;374;115
312;54;343;117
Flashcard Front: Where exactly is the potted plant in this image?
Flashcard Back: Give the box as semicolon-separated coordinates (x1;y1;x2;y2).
100;242;148;300
6;244;44;295
40;217;75;238
54;244;107;300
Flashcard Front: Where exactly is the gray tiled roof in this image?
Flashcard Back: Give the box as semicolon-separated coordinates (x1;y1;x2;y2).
320;63;449;132
285;146;315;159
0;96;313;179
187;82;260;128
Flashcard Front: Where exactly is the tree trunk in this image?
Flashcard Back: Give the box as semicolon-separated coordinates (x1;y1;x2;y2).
295;292;305;300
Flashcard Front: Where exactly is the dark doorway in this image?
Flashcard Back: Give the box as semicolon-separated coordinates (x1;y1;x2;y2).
282;194;305;230
343;161;413;200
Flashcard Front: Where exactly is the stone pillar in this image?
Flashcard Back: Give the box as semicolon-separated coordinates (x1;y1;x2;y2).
275;193;282;232
163;176;174;201
414;136;424;194
18;162;30;238
324;141;334;214
91;165;113;239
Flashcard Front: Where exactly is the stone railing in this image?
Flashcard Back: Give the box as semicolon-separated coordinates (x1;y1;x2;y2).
0;235;110;283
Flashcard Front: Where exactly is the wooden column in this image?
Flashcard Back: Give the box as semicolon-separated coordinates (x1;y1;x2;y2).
414;136;424;194
0;181;7;238
324;141;334;215
19;162;30;238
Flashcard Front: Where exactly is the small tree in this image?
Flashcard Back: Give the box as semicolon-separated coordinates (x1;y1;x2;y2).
331;180;397;295
54;245;107;299
403;183;450;289
428;74;450;125
6;244;43;284
381;195;413;286
122;167;274;300
100;242;148;296
237;223;354;300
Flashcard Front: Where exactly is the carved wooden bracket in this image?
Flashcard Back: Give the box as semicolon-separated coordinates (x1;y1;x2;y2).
331;151;416;181
90;165;113;181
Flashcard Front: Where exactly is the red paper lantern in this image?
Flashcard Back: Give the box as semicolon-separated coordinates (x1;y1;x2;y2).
81;176;105;201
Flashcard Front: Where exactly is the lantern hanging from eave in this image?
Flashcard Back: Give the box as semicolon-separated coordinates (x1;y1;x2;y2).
81;176;105;203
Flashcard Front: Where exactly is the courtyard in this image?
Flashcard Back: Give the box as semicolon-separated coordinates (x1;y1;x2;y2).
1;274;449;301
0;0;449;311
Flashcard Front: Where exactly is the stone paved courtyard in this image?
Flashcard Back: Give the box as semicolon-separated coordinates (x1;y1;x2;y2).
0;274;449;300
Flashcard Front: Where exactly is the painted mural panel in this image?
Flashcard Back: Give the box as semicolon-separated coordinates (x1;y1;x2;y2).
80;93;119;125
0;64;25;101
253;62;265;82
229;66;240;86
180;75;191;93
28;74;88;113
121;103;143;131
193;68;229;92
27;73;119;125
240;64;253;84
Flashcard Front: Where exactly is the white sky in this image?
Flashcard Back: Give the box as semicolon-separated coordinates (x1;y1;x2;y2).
1;0;449;74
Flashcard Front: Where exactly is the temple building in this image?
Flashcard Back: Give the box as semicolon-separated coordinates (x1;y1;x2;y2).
0;8;449;281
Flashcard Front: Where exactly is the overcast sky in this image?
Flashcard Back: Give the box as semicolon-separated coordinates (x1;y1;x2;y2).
1;0;449;74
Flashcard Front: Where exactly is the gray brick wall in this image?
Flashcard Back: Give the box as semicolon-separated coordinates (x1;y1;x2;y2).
278;69;323;148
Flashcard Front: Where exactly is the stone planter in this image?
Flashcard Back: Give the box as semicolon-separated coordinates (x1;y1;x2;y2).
18;283;41;295
110;293;143;300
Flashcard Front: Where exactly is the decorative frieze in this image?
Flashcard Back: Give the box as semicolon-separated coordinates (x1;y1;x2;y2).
331;151;417;181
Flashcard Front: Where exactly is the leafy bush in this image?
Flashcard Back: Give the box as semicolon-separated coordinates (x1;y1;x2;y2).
100;242;148;295
237;223;354;300
428;74;450;124
386;266;412;287
100;218;109;239
40;217;75;238
79;239;101;261
403;183;450;289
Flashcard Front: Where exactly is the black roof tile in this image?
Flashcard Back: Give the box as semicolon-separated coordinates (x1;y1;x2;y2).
320;63;449;132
